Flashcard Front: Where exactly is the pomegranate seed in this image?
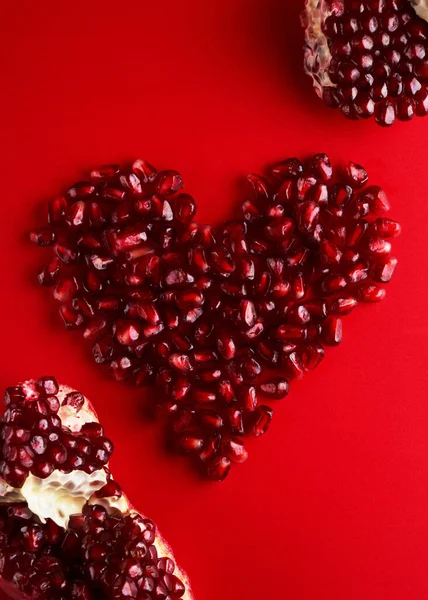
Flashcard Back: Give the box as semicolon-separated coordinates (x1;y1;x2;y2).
169;353;193;372
132;159;157;183
216;331;236;360
175;194;196;225
322;316;343;346
287;304;311;325
197;368;221;383
62;392;85;411
311;153;333;181
264;218;294;241
67;182;96;200
253;406;274;437
372;217;402;238
38;257;61;286
206;456;231;481
364;235;392;257
275;325;307;342
239;299;257;328
320;240;342;265
198;410;223;429
345;162;369;187
258;378;289;399
283;352;305;380
296;201;320;234
222;437;249;463
177;434;204;453
59;305;84;329
247;173;271;202
358;284;387;302
90;164;120;181
328;296;358;316
241;386;258;411
48;197;68;224
30;228;56;246
300;343;325;371
270;157;303;179
371;256;398;282
226;408;244;434
360;186;390;214
346;262;369;284
193;390;216;404
156;170;183;196
53;277;79;302
200;433;221;462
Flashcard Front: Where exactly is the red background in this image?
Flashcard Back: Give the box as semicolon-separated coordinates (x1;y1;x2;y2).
1;1;428;598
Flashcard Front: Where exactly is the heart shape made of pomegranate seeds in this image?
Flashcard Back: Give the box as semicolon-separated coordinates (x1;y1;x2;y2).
31;154;401;481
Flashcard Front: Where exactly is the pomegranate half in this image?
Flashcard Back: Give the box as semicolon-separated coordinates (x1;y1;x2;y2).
0;377;193;600
302;0;428;125
31;155;400;481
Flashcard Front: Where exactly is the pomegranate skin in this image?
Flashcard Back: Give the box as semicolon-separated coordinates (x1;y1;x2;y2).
303;0;428;125
0;378;194;600
31;156;400;481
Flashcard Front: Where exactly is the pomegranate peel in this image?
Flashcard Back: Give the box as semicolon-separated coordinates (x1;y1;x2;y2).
0;378;193;600
31;155;400;481
303;0;428;125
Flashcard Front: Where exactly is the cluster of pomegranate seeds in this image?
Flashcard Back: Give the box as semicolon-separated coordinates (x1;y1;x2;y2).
0;378;113;488
0;501;186;599
31;155;400;480
322;0;428;125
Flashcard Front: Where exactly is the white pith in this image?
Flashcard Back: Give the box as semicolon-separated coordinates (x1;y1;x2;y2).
303;0;428;98
412;0;428;20
0;381;194;600
0;385;108;529
20;469;108;529
302;0;342;96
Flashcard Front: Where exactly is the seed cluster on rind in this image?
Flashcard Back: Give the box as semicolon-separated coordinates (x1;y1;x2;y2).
0;378;113;489
0;380;190;600
31;155;400;481
0;501;186;600
304;0;428;125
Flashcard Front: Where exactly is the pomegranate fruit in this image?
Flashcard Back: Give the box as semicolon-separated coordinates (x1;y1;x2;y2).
31;155;400;480
302;0;428;125
0;377;193;600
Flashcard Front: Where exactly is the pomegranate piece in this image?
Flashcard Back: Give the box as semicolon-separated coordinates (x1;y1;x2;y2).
321;316;343;346
253;406;274;437
206;456;231;481
303;0;428;125
31;155;400;480
0;378;193;600
258;378;290;399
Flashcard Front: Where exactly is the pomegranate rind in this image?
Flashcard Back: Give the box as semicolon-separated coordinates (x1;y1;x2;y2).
302;0;343;96
0;380;194;600
412;0;428;21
